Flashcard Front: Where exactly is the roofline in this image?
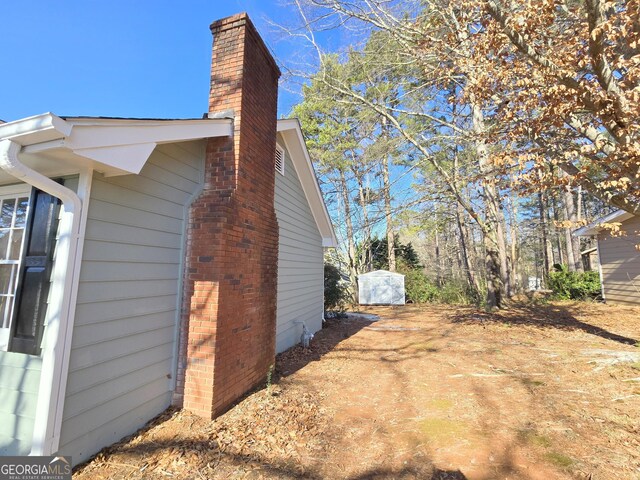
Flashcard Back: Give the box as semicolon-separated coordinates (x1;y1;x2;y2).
0;113;232;147
277;118;338;248
61;116;232;125
574;209;635;236
0;112;232;177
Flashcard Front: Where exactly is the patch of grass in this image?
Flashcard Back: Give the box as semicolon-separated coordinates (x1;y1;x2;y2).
420;418;468;444
544;451;574;469
412;342;438;352
518;429;552;448
631;362;640;371
521;377;546;388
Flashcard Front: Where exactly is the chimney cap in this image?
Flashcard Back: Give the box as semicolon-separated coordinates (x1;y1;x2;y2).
210;12;251;32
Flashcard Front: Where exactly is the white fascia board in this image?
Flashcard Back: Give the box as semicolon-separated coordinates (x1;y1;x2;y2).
63;118;232;149
574;210;634;236
0;113;72;145
277;119;338;248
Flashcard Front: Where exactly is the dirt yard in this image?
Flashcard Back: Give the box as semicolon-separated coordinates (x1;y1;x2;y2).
74;302;640;479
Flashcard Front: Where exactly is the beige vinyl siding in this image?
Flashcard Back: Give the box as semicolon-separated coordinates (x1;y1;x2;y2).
58;141;205;465
598;214;640;306
0;352;41;455
274;134;324;353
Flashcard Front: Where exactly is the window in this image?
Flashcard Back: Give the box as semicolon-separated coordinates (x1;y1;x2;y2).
275;144;285;176
0;189;30;350
0;185;61;355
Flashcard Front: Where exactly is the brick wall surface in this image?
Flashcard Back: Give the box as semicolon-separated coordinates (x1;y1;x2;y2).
174;13;281;418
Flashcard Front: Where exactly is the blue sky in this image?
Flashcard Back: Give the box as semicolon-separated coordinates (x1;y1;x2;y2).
0;0;326;122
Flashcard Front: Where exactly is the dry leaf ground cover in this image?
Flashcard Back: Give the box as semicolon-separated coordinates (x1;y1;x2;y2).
74;302;640;479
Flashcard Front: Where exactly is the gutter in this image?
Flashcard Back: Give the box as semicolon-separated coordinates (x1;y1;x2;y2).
0;139;87;456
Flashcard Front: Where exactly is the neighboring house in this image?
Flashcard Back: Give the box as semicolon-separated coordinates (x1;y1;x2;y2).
575;210;640;305
0;13;336;465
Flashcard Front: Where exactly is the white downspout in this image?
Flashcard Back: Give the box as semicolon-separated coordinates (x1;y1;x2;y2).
0;139;86;455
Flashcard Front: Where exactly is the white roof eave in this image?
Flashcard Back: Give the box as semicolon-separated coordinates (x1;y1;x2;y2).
0;113;233;177
574;209;634;236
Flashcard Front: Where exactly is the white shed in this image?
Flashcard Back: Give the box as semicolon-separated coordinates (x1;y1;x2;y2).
358;270;405;305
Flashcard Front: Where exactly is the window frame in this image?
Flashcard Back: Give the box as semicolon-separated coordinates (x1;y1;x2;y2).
0;185;32;351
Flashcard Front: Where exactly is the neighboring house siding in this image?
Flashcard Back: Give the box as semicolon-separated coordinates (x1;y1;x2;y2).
58;141;205;464
598;215;640;305
274;135;324;353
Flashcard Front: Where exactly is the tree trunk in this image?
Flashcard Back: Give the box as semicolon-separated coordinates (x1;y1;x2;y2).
538;192;552;285
472;101;504;308
354;170;373;272
562;181;583;272
434;228;442;285
380;119;396;272
552;200;565;266
484;232;503;310
507;196;520;292
456;201;481;296
339;169;358;300
496;198;513;296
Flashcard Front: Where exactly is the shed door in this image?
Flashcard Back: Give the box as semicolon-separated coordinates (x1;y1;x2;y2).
390;276;404;305
371;276;393;304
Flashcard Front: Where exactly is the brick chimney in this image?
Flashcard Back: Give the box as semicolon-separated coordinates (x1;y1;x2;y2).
175;13;280;418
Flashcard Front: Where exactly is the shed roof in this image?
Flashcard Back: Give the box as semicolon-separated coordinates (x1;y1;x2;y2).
358;269;405;278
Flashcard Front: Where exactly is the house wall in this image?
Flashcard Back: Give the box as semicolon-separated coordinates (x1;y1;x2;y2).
0;176;78;456
274;135;324;353
598;214;640;305
58;141;205;465
0;352;41;455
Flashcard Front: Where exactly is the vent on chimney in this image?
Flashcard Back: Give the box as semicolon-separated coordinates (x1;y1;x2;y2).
275;143;285;176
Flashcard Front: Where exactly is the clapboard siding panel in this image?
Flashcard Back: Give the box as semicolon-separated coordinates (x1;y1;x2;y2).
274;135;324;354
597;215;640;305
65;344;174;397
84;220;182;248
60;393;170;466
59;141;205;465
0;351;42;453
76;279;179;304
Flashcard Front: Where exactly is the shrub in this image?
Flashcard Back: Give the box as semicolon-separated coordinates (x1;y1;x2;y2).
403;268;439;303
438;280;478;305
400;263;479;305
548;265;601;300
324;263;349;311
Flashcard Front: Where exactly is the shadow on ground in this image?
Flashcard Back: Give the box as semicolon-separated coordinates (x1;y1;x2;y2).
276;316;374;377
449;303;638;345
73;426;469;479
